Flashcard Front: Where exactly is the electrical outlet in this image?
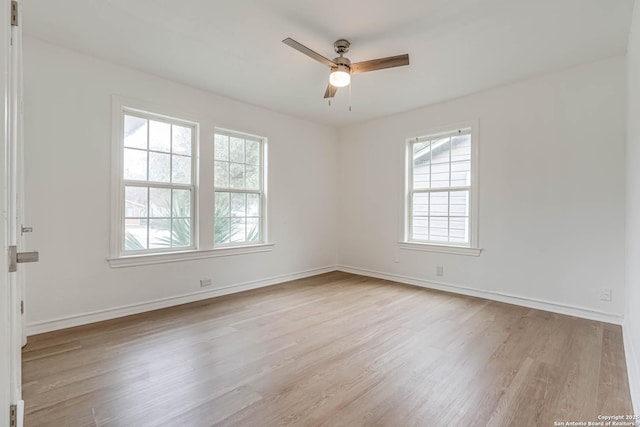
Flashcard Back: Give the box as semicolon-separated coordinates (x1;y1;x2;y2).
599;287;612;302
200;278;212;288
436;265;444;277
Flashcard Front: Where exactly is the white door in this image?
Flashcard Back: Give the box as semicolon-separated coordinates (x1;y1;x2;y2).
1;3;14;426
2;1;29;426
11;0;26;349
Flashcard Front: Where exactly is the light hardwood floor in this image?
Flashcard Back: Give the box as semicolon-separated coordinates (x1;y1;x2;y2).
22;272;633;426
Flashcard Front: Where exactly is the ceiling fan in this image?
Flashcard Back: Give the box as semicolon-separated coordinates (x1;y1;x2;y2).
282;38;410;99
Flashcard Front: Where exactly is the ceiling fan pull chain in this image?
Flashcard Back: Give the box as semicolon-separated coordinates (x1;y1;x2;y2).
349;81;352;112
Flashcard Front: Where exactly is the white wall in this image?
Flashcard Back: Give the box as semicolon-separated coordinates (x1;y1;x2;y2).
337;56;627;322
22;35;630;342
23;37;338;331
625;0;640;414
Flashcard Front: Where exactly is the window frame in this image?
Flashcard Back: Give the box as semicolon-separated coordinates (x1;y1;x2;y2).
109;96;274;267
401;121;481;256
112;105;199;257
213;128;268;248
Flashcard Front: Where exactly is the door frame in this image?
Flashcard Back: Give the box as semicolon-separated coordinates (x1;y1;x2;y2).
1;0;21;426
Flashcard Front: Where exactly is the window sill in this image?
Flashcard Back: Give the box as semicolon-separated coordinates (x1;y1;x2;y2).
108;243;275;268
398;242;482;257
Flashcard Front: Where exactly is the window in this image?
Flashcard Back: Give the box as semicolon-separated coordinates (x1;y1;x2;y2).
120;110;196;253
110;98;273;266
405;125;479;253
214;131;265;246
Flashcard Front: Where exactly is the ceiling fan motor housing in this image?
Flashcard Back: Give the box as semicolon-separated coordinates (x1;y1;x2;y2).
334;39;350;55
333;56;351;67
333;40;352;73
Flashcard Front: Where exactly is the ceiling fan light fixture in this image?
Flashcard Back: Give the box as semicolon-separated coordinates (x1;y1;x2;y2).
329;65;351;88
282;37;409;100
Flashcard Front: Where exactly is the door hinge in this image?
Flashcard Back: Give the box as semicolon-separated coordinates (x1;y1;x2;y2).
11;1;18;26
9;404;17;427
20;300;24;315
10;1;17;26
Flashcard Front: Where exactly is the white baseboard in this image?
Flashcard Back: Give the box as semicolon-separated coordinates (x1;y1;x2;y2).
16;400;24;427
26;266;336;336
336;265;625;325
28;263;626;334
623;322;640;415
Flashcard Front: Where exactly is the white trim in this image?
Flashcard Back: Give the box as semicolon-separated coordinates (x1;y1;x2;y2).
398;241;482;256
214;127;264;142
27;265;333;335
115;104;199;256
108;243;274;268
414;128;472;142
0;0;12;422
111;96;273;264
110;96;124;259
16;400;24;427
213;129;268;247
336;265;624;325
403;119;480;250
623;322;640;415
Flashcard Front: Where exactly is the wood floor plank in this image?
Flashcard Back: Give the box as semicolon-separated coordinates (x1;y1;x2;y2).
597;326;633;415
22;272;634;426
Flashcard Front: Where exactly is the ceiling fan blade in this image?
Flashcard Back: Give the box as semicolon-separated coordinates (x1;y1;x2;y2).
282;38;336;68
350;54;410;74
324;83;338;99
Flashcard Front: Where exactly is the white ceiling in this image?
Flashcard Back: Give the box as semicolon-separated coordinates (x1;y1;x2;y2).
22;0;634;126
